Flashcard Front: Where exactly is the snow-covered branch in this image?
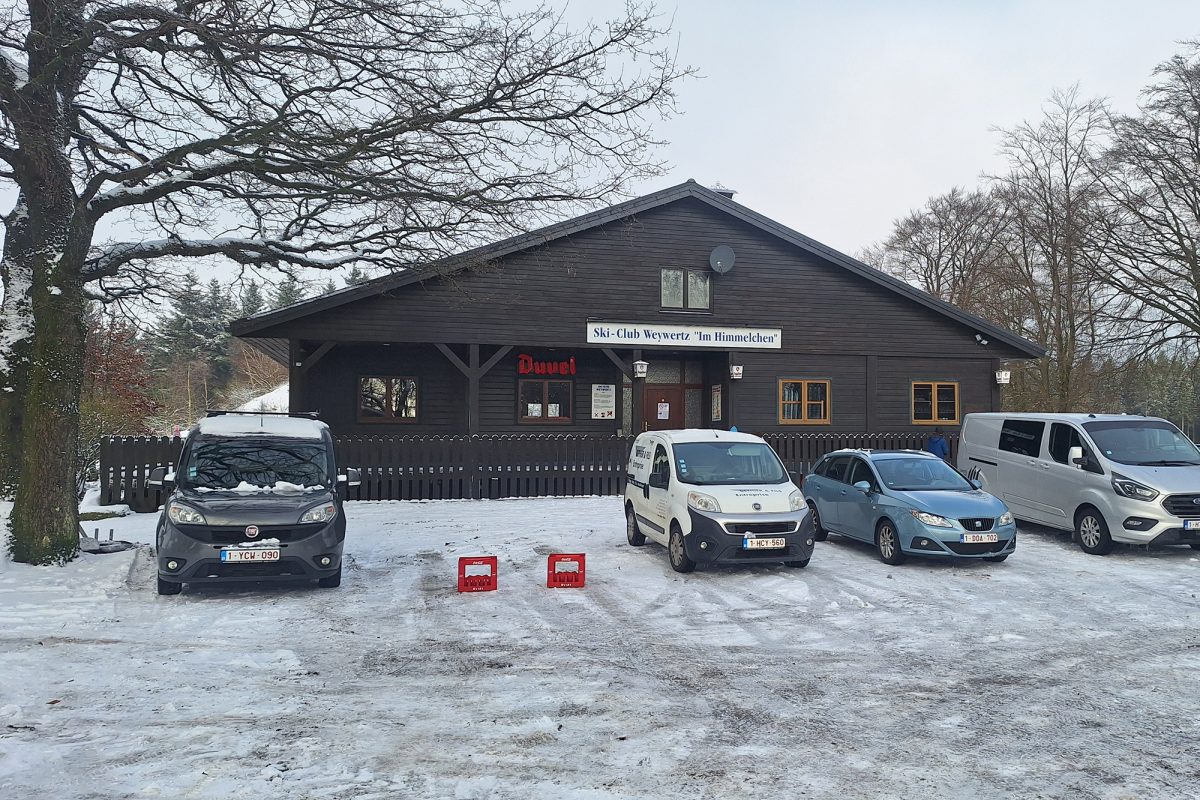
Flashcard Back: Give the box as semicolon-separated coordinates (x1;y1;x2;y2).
85;237;381;279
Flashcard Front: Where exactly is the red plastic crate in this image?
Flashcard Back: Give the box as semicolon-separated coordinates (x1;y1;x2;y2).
457;556;498;592
547;553;586;588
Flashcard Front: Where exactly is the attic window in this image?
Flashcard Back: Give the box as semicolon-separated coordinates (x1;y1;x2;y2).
661;268;710;310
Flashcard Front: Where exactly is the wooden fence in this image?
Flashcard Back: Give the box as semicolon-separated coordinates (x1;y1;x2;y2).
98;431;950;511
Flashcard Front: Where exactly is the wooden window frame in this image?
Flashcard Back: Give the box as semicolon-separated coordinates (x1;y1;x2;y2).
778;378;832;425
357;375;419;424
659;267;712;312
517;378;574;424
911;381;959;425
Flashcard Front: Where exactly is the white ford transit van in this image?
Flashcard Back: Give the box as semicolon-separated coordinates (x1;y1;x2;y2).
623;429;815;572
957;413;1200;555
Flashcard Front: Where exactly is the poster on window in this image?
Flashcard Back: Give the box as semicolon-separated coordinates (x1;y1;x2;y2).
527;403;542;417
548;404;560;417
591;384;616;419
711;384;722;421
657;402;670;420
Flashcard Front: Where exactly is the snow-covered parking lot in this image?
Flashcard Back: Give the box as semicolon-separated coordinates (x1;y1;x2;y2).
3;497;1200;799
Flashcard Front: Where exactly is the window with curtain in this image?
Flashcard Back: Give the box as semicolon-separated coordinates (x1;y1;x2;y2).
778;379;831;424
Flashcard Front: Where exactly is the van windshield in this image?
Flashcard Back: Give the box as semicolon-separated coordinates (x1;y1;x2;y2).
1082;420;1200;466
874;457;973;491
181;438;332;491
672;441;788;486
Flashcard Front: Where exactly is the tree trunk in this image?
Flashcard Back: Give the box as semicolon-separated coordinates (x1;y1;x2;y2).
0;195;35;497
7;250;88;564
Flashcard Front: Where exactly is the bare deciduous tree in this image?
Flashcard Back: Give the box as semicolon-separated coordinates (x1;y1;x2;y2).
991;88;1124;412
0;0;690;563
871;187;1009;314
1095;44;1200;352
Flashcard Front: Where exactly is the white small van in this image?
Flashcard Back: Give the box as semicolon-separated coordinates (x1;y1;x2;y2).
957;412;1200;554
623;429;815;572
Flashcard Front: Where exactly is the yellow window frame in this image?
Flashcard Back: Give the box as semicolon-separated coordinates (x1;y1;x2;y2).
778;379;831;425
911;381;959;425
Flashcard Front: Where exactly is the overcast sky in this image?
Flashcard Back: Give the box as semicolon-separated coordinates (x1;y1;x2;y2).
627;0;1200;255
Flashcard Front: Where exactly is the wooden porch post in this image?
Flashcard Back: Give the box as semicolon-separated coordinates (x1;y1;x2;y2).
631;348;644;434
726;350;739;429
467;344;480;435
288;339;302;412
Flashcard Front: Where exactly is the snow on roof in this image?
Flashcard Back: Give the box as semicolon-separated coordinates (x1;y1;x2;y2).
194;413;327;440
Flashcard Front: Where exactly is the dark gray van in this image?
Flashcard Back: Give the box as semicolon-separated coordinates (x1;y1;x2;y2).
148;412;360;595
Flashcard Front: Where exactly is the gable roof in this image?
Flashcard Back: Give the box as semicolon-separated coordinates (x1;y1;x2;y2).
230;180;1045;358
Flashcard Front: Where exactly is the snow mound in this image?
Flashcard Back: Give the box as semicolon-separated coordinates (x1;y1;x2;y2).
237;383;288;413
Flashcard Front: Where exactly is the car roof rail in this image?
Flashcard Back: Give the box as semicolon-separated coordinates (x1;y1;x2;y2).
205;410;321;419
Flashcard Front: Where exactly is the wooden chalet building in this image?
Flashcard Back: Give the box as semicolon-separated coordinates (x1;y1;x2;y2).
230;181;1043;438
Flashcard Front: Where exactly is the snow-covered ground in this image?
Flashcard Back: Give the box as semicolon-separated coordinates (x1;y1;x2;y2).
3;497;1200;799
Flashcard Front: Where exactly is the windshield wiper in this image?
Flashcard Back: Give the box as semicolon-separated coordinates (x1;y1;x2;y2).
1137;460;1200;466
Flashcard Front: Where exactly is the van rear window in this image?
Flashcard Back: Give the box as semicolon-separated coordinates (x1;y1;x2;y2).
999;420;1045;457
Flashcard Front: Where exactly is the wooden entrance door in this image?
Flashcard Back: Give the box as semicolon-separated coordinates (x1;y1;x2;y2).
644;385;684;431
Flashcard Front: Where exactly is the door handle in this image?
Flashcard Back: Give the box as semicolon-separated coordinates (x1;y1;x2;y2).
840;489;848;496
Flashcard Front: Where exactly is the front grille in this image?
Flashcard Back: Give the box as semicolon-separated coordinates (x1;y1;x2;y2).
177;523;321;544
206;560;308;579
945;539;1009;556
724;522;797;535
1162;495;1200;518
957;518;995;532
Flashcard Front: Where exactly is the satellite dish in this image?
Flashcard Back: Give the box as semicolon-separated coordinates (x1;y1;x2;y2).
709;245;735;274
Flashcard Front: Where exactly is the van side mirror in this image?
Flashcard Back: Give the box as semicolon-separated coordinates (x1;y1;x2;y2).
148;466;173;490
648;473;668;490
337;468;362;488
853;480;872;493
1068;446;1086;468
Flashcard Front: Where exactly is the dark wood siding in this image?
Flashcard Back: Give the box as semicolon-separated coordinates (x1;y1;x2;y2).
247;196;1022;435
478;349;622;433
876;357;994;432
250;198;1030;361
301;343;467;434
733;352;868;433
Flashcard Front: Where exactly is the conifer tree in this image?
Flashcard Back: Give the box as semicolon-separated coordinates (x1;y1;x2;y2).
273;276;306;309
240;280;266;317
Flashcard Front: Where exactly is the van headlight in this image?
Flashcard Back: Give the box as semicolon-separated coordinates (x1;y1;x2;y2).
300;504;338;523
789;489;804;511
687;492;722;513
1111;473;1159;502
167;502;207;526
998;511;1014;526
911;509;953;528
